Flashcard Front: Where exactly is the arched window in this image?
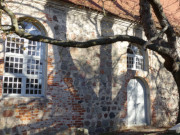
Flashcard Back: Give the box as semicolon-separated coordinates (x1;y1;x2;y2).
127;44;144;70
3;21;46;96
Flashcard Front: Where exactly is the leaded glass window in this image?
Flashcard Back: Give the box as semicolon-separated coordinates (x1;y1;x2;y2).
3;21;46;96
127;45;144;70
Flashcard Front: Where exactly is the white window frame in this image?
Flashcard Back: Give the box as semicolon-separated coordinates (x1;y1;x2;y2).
127;45;144;70
127;54;144;70
3;29;46;97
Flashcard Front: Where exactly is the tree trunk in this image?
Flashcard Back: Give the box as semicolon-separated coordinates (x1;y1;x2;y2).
172;64;180;124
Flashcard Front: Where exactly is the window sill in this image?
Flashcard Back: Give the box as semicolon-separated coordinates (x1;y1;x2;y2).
127;68;144;71
1;94;48;101
0;95;49;108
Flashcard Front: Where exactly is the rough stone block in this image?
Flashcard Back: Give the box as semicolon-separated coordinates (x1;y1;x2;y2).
3;110;14;117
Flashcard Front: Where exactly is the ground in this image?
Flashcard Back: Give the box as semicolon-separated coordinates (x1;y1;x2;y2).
100;126;179;135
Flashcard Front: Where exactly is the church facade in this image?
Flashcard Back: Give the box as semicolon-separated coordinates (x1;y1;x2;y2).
0;0;179;134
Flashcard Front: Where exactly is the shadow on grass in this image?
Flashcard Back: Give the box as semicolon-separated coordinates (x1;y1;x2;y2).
99;128;180;135
99;131;178;135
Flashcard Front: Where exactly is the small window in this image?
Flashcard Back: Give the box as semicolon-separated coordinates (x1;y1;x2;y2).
127;44;144;70
3;21;46;96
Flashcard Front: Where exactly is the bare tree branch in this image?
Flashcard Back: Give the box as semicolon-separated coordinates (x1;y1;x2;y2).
15;33;147;48
147;0;176;47
0;25;13;32
0;0;147;49
144;24;168;49
0;0;174;61
140;0;157;40
0;8;2;27
0;0;19;32
139;0;173;58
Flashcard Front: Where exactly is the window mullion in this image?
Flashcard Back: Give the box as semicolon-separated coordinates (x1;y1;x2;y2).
23;38;28;76
22;38;29;95
41;42;45;96
133;56;136;70
21;76;26;96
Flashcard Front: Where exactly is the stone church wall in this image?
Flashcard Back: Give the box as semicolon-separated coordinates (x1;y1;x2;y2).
0;0;178;134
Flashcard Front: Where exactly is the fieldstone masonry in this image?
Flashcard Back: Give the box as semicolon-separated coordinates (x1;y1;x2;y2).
0;0;179;134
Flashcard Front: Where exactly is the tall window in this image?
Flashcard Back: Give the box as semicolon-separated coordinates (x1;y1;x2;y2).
3;21;46;96
127;44;144;70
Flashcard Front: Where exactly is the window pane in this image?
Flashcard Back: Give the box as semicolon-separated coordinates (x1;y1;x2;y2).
3;77;22;94
4;56;23;74
5;36;24;54
26;58;42;75
28;41;42;56
25;78;42;95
